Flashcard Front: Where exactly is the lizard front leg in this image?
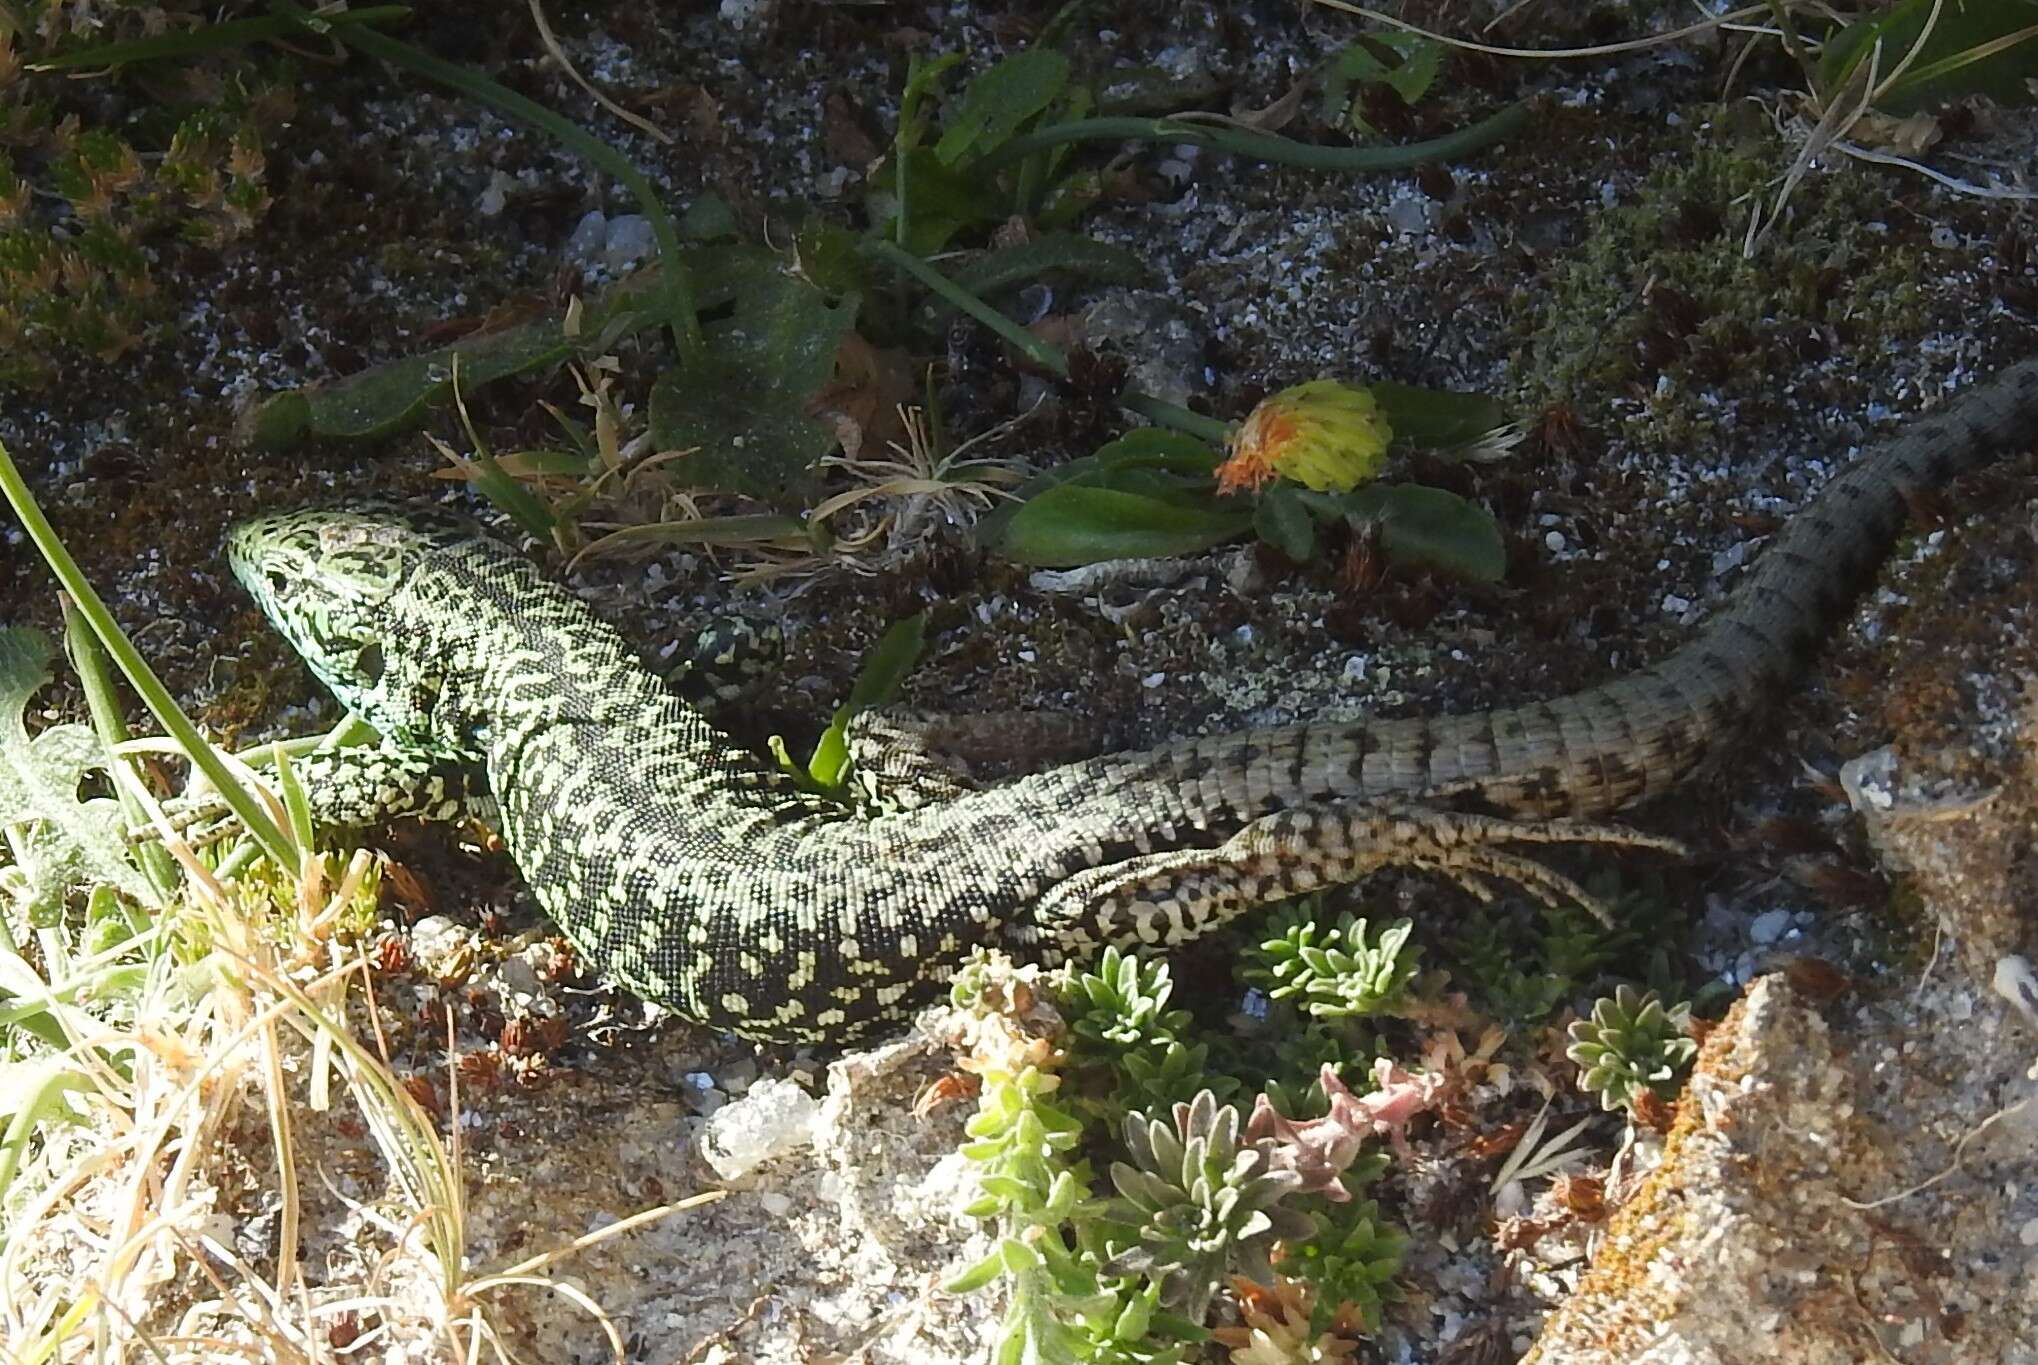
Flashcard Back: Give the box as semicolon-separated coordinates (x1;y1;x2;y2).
153;744;495;843
1015;803;1688;962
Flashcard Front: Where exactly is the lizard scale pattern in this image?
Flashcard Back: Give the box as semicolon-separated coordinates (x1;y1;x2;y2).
226;358;2038;1042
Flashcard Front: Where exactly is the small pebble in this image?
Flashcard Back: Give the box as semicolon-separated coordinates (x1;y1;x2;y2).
1749;909;1792;946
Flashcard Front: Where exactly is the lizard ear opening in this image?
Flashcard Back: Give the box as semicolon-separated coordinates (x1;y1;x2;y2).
356;641;385;685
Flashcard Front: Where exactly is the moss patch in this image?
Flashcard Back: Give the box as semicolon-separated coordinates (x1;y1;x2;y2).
1517;127;1930;444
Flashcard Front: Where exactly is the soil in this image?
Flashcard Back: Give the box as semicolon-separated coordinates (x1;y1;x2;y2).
3;2;2035;1362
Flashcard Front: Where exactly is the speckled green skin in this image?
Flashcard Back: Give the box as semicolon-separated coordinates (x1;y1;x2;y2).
226;358;2038;1041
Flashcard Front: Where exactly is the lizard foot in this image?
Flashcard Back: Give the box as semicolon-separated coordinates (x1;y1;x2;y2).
1020;802;1687;959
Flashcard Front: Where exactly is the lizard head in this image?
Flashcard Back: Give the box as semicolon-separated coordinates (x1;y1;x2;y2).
227;501;481;739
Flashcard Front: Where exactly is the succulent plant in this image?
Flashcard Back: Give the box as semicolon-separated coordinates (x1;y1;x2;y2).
1250;908;1418;1019
1277;1199;1406;1334
1566;984;1698;1114
1062;946;1237;1113
1103;1090;1313;1321
1212;1276;1360;1365
1066;945;1192;1047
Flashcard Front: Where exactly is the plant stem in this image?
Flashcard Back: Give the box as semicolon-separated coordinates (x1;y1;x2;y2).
61;600;180;902
0;442;296;868
1121;392;1231;446
978;102;1530;173
863;238;1069;376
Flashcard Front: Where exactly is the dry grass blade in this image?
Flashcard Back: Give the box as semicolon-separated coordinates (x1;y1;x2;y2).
1309;0;1774;61
527;0;674;145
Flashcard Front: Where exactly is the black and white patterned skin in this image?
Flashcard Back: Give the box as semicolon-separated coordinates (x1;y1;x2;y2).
225;358;2038;1041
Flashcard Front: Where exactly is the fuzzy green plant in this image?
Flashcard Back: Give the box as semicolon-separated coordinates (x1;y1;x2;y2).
1249;907;1418;1020
1446;882;1659;1026
1062;946;1239;1114
946;1058;1207;1364
1102;1091;1313;1322
1566;985;1699;1114
1277;1198;1406;1335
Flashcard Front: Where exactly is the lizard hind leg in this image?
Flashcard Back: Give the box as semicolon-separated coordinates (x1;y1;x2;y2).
1015;802;1688;963
1231;804;1688;927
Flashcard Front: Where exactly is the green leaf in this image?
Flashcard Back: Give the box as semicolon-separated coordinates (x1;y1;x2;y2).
1254;484;1317;561
274;743;314;853
807;612;927;789
871;145;999;256
943;1247;1010;1294
244;271;667;448
1087;428;1224;472
1321;35;1444;133
245;314;588;448
1819;0;2038;114
28;5;408;71
998;485;1251;567
1379;35;1443;106
648;268;859;498
245;243;794;449
679;193;739;242
936;50;1072;165
975;428;1220;550
899;51;966;142
1342;483;1505;583
0;628;154;915
1371;381;1509;452
795;220;872;297
998;1234;1043;1274
845;612;928;714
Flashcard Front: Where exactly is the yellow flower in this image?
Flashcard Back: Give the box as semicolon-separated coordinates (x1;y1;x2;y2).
1217;380;1392;495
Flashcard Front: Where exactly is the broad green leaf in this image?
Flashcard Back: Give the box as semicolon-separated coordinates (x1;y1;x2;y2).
678;193;739;241
648;268;859;498
1819;0;2038;114
244;313;588;448
244;245;777;449
245;276;664;447
1342;483;1505;583
1089;428;1223;471
1371;381;1508;452
935;50;1071;165
974;427;1219;550
1254;484;1317;561
869;145;1000;256
795;220;873;297
998;484;1250;566
0;628;155;916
